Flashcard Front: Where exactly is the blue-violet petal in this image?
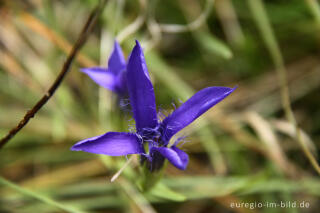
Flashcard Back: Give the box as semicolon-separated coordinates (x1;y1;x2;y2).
161;86;236;144
80;67;118;92
126;41;158;132
71;132;143;156
108;41;126;74
151;146;189;170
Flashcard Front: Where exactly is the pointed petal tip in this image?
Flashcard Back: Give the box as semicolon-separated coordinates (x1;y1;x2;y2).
129;40;145;60
134;40;143;51
223;86;237;98
225;85;237;95
70;145;80;151
113;40;123;53
114;40;120;46
135;39;140;45
78;67;118;91
79;67;107;74
108;41;126;74
70;141;88;152
231;85;238;91
79;67;90;73
207;85;237;97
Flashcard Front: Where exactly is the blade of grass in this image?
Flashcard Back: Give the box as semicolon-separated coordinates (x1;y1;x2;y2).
271;119;317;156
99;157;156;213
118;178;157;213
195;31;233;59
244;111;296;176
247;0;320;175
0;0;106;149
0;176;86;213
23;195;123;212
0;48;40;93
305;0;320;26
18;12;96;67
4;175;320;207
215;0;245;46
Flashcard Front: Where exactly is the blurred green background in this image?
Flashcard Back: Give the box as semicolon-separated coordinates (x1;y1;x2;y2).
1;0;320;212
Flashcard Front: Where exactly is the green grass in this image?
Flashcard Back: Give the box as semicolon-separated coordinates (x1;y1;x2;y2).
1;0;320;212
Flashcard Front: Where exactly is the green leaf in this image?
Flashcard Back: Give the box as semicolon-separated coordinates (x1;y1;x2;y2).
196;32;233;59
148;182;186;202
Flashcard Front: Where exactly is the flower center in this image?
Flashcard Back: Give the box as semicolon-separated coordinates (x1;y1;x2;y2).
138;126;167;172
139;126;161;145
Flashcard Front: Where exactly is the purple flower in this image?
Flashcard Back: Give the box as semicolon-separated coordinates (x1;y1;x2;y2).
71;41;236;171
80;41;127;95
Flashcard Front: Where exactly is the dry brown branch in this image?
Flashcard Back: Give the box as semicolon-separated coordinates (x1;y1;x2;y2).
0;0;107;149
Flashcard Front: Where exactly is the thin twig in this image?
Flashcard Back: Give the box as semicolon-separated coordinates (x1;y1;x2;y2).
0;0;107;149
